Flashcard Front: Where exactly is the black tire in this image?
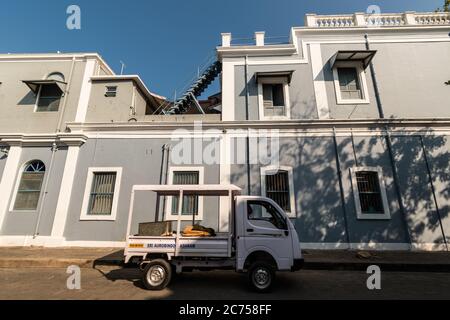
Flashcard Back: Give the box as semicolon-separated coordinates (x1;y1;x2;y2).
248;262;275;293
142;259;172;290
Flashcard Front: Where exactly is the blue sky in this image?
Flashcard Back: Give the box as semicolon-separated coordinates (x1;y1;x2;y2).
0;0;443;99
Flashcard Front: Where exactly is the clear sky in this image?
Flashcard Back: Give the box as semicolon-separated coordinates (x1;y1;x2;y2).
0;0;443;99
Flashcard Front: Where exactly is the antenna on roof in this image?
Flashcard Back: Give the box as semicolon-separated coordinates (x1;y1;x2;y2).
120;60;126;75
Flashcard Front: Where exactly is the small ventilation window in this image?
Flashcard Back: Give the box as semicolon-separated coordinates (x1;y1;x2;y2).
105;86;117;97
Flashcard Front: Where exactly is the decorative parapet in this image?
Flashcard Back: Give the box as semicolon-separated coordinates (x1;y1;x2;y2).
305;11;450;28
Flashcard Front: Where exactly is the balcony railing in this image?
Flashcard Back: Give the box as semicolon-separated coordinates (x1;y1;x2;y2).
305;11;450;28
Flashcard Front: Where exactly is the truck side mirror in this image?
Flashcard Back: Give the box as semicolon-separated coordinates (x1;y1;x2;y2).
284;230;289;236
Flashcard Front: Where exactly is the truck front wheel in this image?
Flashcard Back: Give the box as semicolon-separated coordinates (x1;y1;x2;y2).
142;259;172;290
248;262;275;293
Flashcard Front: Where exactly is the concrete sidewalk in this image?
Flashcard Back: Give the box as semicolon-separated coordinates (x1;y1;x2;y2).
0;247;449;272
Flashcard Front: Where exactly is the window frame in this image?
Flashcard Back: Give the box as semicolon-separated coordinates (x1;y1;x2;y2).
350;167;391;220
9;160;46;213
80;167;122;221
165;166;204;221
260;165;296;218
332;61;370;105
34;84;63;113
105;86;118;97
257;77;291;120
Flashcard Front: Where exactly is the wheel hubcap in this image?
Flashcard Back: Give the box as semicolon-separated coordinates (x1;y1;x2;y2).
147;265;166;286
253;268;270;289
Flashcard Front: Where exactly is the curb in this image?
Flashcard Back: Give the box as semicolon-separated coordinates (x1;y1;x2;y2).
1;257;450;272
304;262;450;273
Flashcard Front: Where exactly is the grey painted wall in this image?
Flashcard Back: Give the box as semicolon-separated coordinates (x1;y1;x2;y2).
229;134;448;245
1;146;67;236
63;138;221;241
234;63;318;121
0;59;87;133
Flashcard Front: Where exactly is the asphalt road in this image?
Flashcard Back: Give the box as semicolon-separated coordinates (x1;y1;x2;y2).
1;266;449;300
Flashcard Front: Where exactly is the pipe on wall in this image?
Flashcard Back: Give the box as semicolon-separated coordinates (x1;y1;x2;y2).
56;56;76;133
365;33;413;248
332;127;351;246
33;142;58;238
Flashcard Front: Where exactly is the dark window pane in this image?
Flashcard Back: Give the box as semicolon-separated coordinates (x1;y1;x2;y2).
14;160;45;211
88;172;116;215
36;84;62;112
338;68;362;100
265;170;291;212
356;171;384;214
272;84;285;107
171;171;199;215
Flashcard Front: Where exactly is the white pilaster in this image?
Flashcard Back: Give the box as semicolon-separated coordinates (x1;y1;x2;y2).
310;43;330;119
51;146;80;237
221;60;235;121
74;59;96;122
0;146;22;231
255;31;265;46
221;33;231;47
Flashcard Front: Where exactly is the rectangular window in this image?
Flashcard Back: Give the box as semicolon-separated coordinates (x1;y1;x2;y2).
265;171;291;212
105;86;117;97
355;171;384;214
350;167;390;220
171;171;199;215
337;67;362;100
262;83;285;117
87;172;117;216
36;84;62;112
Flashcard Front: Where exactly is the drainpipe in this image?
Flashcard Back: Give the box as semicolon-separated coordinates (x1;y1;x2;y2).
56;56;76;133
33;142;58;238
161;144;171;221
364;34;412;247
419;136;449;251
155;144;170;222
244;55;251;195
332;127;351;246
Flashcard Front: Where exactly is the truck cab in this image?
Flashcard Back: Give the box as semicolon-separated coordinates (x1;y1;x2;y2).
235;196;303;273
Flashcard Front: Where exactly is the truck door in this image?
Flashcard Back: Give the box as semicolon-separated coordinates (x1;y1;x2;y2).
243;199;293;270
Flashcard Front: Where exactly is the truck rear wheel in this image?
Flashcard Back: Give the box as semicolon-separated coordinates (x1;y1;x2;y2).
142;259;172;290
248;262;275;293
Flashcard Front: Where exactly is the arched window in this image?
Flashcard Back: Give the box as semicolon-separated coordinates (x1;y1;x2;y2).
13;160;46;211
46;72;65;82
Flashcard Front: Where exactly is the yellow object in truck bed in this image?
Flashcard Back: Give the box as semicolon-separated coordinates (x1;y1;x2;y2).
182;225;213;237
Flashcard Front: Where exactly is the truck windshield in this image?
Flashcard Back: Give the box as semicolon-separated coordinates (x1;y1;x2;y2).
247;200;287;230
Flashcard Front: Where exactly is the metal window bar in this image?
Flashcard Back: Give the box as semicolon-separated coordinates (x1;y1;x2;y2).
266;171;290;212
356;171;384;214
88;172;116;215
171;171;199;215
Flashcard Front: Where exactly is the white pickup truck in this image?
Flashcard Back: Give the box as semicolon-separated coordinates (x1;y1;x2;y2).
124;184;304;292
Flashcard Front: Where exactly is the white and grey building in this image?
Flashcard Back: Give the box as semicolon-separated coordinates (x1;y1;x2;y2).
0;11;449;251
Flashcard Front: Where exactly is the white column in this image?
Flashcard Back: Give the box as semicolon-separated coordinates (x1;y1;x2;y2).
403;11;417;25
255;31;265;46
219;134;231;232
51;146;80;238
74;59;96;122
221;33;231;47
305;14;317;27
0;146;22;230
354;12;367;26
